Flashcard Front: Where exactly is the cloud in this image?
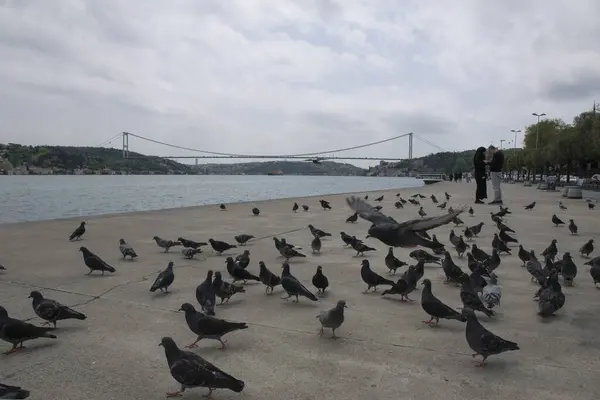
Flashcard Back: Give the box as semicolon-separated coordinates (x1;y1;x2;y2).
0;0;599;166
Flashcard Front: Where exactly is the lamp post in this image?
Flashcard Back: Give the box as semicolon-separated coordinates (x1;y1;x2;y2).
500;139;506;150
531;112;546;182
511;129;521;179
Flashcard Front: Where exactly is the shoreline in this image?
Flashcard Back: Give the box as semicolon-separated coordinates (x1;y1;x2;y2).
0;177;425;227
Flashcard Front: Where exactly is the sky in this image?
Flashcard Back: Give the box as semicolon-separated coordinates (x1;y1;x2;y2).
1;0;599;167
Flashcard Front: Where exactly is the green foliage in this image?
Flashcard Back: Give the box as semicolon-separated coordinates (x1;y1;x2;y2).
194;161;365;176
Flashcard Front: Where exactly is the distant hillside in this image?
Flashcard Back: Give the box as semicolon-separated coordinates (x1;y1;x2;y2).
193;160;366;176
0;143;193;174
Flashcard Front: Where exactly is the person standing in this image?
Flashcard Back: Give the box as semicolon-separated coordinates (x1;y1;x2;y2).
487;145;504;204
473;147;487;204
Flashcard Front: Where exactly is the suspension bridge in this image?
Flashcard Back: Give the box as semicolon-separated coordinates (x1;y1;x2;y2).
98;132;447;163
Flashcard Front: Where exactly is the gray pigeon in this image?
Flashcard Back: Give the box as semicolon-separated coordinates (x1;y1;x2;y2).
464;307;519;366
118;239;138;260
0;383;30;399
212;271;245;303
28;291;87;328
150;261;175;293
153;236;181;252
316;300;346;338
181;247;202;259
347;196;467;249
281;262;318;302
478;273;502;310
178;303;248;350
195;270;216;316
79;247;116;275
258;261;281;294
311;235;322;254
159;337;244;398
0;306;57;354
234;234;254;246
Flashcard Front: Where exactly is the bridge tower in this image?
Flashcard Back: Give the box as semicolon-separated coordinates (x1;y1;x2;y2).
122;132;130;159
408;132;413;160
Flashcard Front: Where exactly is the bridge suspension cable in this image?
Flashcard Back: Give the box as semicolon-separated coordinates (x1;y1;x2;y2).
123;131;413;158
413;134;447;153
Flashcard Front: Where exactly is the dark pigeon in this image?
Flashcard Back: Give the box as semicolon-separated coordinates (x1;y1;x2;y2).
346;212;358;223
177;238;207;249
69;221;86;241
28;291;87;328
150;261;175;293
308;224;331;238
0;306;57;354
212;271;245;304
320;200;331;210
464;307;519;366
524;201;536;210
293;202;299;212
252;207;260;216
225;257;260;284
179;303;247;350
0;383;30;399
220;203;226;211
580;239;594;257
208;238;237;255
360;259;394;293
385;247;408;274
234;234;254;246
79;247;116;275
552;214;565;226
302;204;309;211
235;250;250;269
280;262;318;302
258;261;281;294
312;266;329;295
195;270;216;316
421;279;466;326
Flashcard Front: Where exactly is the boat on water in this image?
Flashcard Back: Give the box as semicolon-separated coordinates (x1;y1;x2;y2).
267;170;284;176
415;173;445;185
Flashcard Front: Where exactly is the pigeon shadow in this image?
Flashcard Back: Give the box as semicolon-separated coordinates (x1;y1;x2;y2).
420;322;463;332
468;358;514;373
3;341;58;355
85;273;113;278
281;299;319;308
381;296;417;305
53;324;87;333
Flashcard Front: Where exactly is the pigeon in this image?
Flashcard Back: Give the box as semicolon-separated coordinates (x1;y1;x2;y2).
177;238;207;249
538;272;565;317
252;207;260;216
365;194;369;200
445;192;451;201
0;382;30;399
68;221;86;241
478;273;502;309
225;257;260;283
195;270;216;316
483;249;501;272
0;264;4;271
373;206;383;212
497;220;515;233
490;212;503;224
153;236;181;252
311;235;322;254
499;229;517;245
421;279;466;327
452;216;464;226
150;261;175;293
517;245;531;266
346;196;467;249
408;198;420;206
442;251;469;285
381;268;418;301
460;279;494;318
0;306;57;354
316;300;346;339
580;239;594;257
235;250;251;269
463;226;474;241
394;201;404;209
308;224;332;238
541;239;558;261
279;245;307;261
28;291;86;328
588;259;600;288
430;235;446;255
468;207;474;216
558;252;577;286
449;229;460;247
409;249;441;265
220;203;226;211
374;195;384;202
469;222;484;236
431;194;438;203
385;247;408;274
524;201;536;210
302;204;309;211
234;234;254;246
181;247;202;259
346;212;358;223
463;307;519;366
79;247;116;275
118;239;138;260
418;207;427;217
455;236;470;258
526;252;546;285
258;261;281;294
559;201;567;210
212;272;245;304
179;303;247;350
159;336;244;398
360;259;395;292
492;234;511;255
437;202;447;209
293;202;299;212
312;266;329;295
351;240;376;256
552;214;565;227
340;232;358;247
568;219;578;235
208;238;237;255
589;202;596;210
280;262;318;302
471;244;490;263
319;199;331;210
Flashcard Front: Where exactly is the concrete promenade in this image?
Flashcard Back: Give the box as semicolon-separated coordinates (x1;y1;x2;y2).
1;181;599;400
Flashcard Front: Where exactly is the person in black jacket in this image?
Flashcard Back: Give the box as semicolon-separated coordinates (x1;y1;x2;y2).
487;145;504;204
473;147;487;203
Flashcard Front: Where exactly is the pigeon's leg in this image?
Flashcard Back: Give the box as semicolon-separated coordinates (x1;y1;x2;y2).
87;270;93;275
422;317;434;325
202;388;215;398
218;339;227;350
476;356;487;367
166;391;183;398
101;271;105;276
293;295;299;303
281;293;291;301
185;337;202;349
319;326;324;336
41;321;53;327
331;329;338;339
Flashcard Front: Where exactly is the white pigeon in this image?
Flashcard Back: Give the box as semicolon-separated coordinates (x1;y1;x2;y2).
478;272;502;309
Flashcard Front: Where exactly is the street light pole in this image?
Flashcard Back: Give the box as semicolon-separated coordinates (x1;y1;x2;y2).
500;139;506;150
531;112;546;182
511;129;521;180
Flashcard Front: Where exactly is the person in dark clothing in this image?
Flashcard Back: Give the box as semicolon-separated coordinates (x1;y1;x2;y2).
487;145;504;204
473;147;487;203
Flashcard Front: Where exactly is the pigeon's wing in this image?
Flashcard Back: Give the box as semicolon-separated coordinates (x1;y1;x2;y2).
170;357;210;387
346;196;396;225
399;205;469;232
36;299;61;320
185;351;241;383
480;329;513;353
197;315;238;335
3;319;50;340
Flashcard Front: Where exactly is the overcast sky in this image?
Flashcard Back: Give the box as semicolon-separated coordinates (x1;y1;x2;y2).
1;0;599;167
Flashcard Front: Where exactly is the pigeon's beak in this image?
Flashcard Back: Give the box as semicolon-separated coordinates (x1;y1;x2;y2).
366;234;371;238
27;295;32;298
158;343;163;347
344;304;348;308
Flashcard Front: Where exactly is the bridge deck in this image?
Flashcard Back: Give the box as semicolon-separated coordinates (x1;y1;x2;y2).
1;182;599;400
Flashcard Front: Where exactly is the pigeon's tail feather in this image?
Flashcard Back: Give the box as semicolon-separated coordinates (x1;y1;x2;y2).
0;384;30;399
104;263;116;273
43;332;57;339
223;378;245;393
248;274;260;281
323;233;332;237
584;260;593;266
301;288;318;301
66;308;87;320
503;340;520;351
232;322;248;330
381;278;395;286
